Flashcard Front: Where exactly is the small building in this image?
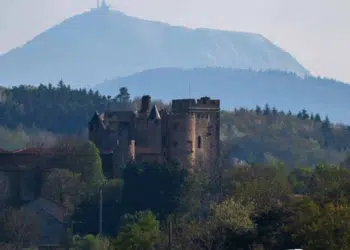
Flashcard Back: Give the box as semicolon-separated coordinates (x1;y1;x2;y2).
21;196;68;246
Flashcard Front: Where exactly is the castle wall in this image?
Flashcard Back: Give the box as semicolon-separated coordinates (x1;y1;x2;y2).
168;113;196;168
160;111;170;160
194;112;210;168
169;97;220;170
135;117;149;147
194;110;220;169
147;120;162;154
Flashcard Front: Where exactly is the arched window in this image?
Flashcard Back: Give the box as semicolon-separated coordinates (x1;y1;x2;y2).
197;136;202;149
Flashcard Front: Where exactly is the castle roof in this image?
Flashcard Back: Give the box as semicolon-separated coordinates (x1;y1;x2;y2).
148;104;161;120
0;147;53;155
89;111;106;129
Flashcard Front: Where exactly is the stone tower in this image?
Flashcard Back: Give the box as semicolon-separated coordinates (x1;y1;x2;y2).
168;97;220;169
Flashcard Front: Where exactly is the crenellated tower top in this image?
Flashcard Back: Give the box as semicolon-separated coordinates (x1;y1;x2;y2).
171;96;220;114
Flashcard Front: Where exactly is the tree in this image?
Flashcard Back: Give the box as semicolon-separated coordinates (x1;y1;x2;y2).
113;211;160;250
212;198;255;233
314;113;321;122
72;234;111;250
173;198;256;250
307;165;350;203
297;111;302;119
41;168;83;212
271;107;278;116
300;109;309;120
288;167;313;195
254;206;298;250
263;104;270;116
226;164;291;213
51;139;104;197
72;178;123;236
322;116;331;130
116;87;130;103
114;87;131;110
255;105;262;115
122;162;188;219
287;200;350;250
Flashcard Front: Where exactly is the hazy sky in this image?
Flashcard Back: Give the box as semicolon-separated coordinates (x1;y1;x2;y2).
0;0;349;83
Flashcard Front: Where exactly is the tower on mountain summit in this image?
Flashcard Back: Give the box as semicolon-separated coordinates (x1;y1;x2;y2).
97;0;110;10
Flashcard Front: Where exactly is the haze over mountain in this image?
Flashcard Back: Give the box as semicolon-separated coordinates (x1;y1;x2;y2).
95;67;350;124
0;6;309;88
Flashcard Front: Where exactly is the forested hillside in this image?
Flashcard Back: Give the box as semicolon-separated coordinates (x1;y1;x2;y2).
0;82;349;168
3;83;350;249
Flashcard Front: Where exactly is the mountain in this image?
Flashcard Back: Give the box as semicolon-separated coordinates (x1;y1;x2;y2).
95;67;350;124
0;7;309;87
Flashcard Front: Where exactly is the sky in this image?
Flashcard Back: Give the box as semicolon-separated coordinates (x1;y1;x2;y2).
0;0;349;83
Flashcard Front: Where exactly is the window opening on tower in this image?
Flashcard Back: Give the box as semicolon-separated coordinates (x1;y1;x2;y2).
197;136;202;149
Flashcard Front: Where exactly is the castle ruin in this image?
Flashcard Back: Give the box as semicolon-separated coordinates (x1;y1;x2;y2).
88;95;220;176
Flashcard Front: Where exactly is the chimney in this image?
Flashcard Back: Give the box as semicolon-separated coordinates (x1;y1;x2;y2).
140;95;151;113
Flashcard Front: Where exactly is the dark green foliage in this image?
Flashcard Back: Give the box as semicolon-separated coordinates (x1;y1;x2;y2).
72;179;123;236
271;107;278;116
263;104;270;116
314;113;321;122
72;162;188;236
0;83;113;134
121;162;188;220
112;211;160;250
255;105;262;114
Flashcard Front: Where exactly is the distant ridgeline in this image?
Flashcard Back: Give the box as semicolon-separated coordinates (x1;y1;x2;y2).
95;68;350;124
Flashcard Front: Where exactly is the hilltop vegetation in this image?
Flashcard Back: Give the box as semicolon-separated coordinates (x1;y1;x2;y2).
0;82;349;168
221;107;348;168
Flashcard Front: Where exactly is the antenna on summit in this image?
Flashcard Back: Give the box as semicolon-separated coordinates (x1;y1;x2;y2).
99;0;110;10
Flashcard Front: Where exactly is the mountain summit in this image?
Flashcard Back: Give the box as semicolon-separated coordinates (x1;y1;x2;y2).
0;8;309;87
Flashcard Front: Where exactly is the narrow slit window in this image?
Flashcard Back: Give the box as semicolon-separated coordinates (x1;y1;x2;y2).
197;136;202;149
162;136;166;147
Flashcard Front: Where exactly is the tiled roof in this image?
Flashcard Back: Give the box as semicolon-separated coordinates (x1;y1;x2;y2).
22;197;67;224
0;148;53;155
0;149;10;154
89;111;106;129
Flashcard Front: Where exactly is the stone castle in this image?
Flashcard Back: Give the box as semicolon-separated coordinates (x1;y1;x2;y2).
88;95;220;175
